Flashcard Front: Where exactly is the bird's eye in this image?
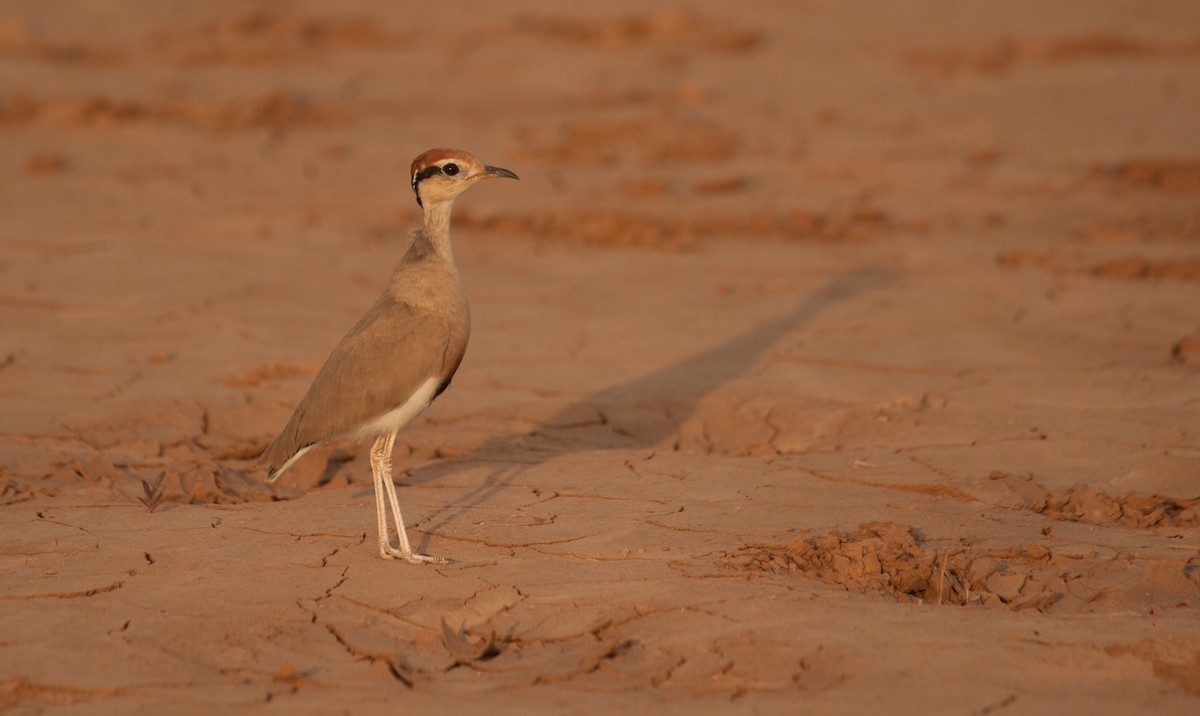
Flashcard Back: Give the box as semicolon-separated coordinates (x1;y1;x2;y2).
442;163;460;176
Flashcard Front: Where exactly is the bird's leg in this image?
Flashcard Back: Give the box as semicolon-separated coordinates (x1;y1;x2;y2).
375;431;447;565
369;435;393;559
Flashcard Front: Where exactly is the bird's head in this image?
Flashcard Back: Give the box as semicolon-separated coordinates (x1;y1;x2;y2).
410;148;519;209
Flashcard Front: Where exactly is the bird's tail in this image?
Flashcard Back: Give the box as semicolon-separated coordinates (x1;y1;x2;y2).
258;443;312;484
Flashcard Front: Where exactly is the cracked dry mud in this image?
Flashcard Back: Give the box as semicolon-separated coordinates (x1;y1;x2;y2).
2;1;1200;714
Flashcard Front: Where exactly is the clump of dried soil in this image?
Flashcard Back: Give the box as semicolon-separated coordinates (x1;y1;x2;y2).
735;522;1063;611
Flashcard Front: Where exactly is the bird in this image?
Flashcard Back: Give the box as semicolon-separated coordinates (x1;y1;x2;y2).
257;148;518;563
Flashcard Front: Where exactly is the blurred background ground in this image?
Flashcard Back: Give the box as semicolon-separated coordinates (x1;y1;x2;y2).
0;1;1198;713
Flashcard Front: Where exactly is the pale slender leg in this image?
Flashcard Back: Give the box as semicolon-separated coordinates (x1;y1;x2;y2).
369;435;392;559
370;432;447;564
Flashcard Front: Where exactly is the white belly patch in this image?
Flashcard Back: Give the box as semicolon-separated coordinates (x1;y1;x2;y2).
352;376;442;439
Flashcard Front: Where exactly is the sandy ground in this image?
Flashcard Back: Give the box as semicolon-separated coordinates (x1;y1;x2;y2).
2;1;1199;713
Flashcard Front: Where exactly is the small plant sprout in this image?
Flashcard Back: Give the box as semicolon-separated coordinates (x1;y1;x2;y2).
139;471;166;513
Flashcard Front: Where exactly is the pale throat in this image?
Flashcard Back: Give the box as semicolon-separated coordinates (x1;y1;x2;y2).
421;198;458;262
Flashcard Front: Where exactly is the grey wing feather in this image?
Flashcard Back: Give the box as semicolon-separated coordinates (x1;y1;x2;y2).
258;298;464;477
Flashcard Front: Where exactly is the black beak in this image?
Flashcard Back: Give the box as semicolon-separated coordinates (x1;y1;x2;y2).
483;165;519;180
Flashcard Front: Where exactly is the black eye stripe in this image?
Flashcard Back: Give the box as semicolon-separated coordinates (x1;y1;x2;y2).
412;165;441;189
411;165;443;204
411;162;467;207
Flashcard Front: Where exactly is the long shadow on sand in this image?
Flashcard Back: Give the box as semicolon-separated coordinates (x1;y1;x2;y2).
404;266;894;550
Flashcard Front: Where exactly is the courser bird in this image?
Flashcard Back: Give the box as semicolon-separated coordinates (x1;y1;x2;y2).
257;148;518;563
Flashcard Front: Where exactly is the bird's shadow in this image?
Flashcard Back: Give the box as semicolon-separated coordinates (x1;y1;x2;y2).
403;266;895;552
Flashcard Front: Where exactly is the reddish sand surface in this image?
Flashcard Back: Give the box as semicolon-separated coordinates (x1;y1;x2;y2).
2;1;1199;713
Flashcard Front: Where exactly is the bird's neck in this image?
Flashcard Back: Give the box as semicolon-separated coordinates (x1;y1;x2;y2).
417;199;457;265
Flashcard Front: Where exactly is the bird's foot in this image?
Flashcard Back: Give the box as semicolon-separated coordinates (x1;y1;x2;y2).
379;544;448;564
